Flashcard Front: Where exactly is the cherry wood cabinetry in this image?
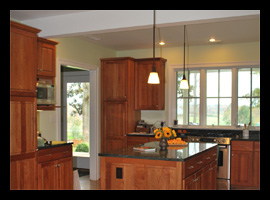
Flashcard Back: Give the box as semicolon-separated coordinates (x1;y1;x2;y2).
134;58;166;110
10;21;40;97
37;37;58;77
10;21;40;190
100;146;217;190
37;145;73;190
101;58;141;152
231;140;260;188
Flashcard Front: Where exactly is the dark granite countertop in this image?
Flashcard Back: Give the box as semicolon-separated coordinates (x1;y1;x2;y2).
99;141;217;162
38;141;73;150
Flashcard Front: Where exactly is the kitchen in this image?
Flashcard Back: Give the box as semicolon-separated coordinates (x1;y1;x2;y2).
10;10;260;190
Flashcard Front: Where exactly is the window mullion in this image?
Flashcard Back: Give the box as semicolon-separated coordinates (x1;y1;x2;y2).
200;69;206;126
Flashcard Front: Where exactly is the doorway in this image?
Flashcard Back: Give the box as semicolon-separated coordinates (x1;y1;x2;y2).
62;66;90;169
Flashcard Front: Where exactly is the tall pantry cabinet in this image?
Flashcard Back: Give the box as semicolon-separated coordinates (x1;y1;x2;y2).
101;58;141;152
10;21;40;189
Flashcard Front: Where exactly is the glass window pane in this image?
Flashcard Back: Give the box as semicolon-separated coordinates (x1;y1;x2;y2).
219;98;231;125
177;98;188;125
207;70;218;97
189;98;200;125
252;68;260;97
238;98;250;125
252;98;260;126
220;69;232;97
207;98;218;125
189;70;200;97
238;68;251;97
67;82;90;153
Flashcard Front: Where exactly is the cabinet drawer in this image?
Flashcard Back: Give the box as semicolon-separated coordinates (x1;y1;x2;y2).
38;145;72;163
231;141;253;151
184;156;204;178
203;147;217;165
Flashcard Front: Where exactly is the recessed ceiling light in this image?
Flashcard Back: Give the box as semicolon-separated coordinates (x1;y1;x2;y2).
159;41;165;45
209;38;221;43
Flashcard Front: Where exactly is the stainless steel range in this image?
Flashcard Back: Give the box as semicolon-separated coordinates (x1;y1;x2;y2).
187;132;234;186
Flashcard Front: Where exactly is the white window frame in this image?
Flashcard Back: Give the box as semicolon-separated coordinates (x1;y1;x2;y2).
168;61;260;130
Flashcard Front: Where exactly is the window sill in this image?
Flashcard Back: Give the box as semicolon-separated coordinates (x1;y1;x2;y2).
73;152;90;158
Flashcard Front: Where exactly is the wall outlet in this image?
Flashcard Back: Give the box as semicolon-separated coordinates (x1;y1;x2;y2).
174;120;178;126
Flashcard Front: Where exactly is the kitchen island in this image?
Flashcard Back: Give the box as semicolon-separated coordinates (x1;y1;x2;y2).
99;142;218;190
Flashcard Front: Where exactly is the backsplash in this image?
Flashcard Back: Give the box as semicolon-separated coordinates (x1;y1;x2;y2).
173;128;260;138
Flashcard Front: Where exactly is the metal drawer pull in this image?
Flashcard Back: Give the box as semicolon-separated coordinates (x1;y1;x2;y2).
212;153;217;156
55;164;61;167
187;166;194;169
209;167;214;171
45;154;52;157
62;151;69;154
197;161;203;164
206;157;210;160
194;178;199;182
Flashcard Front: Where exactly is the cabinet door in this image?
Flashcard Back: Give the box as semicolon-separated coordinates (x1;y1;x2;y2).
38;160;58;190
58;157;73;190
10;155;37;190
101;60;128;101
134;59;165;110
10;26;37;96
231;150;253;186
10;96;37;155
37;40;56;77
253;142;260;187
103;101;127;152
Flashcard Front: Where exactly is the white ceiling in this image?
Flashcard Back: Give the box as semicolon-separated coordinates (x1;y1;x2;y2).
10;10;260;51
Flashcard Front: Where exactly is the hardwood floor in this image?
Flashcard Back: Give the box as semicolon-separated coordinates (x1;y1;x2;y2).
79;175;100;190
78;176;259;190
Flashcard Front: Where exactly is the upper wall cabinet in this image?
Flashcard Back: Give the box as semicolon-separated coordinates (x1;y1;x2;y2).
37;37;58;77
134;58;166;110
10;21;40;97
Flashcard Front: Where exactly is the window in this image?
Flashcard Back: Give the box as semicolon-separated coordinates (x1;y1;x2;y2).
238;68;260;126
171;63;260;129
177;70;200;125
206;69;232;126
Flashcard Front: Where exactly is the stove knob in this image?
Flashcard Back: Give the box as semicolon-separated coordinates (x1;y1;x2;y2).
213;139;217;142
196;138;200;142
191;138;195;142
222;139;226;143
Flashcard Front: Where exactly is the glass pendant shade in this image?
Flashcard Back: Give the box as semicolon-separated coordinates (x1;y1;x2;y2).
179;77;189;89
148;72;160;84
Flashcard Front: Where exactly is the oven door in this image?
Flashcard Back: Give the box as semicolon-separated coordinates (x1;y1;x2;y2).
217;145;230;180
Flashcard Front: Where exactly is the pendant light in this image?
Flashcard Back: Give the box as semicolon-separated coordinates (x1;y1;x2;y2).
179;25;189;89
148;10;160;84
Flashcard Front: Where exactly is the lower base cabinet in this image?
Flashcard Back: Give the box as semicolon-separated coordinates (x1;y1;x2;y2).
37;145;73;190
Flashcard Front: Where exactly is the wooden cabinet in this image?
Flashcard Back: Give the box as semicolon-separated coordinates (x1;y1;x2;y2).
134;58;166;110
10;96;37;155
10;21;40;97
37;37;58;77
10;21;40;190
231;140;260;188
100;146;218;190
37;145;73;190
101;57;141;152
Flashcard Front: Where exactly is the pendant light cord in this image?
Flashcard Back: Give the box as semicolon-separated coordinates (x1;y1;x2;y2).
183;25;186;77
152;10;156;72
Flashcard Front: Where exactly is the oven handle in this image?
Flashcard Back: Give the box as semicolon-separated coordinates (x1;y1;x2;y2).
218;145;228;149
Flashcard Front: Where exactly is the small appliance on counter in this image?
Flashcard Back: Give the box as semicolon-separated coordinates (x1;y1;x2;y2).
135;120;152;133
37;131;47;147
